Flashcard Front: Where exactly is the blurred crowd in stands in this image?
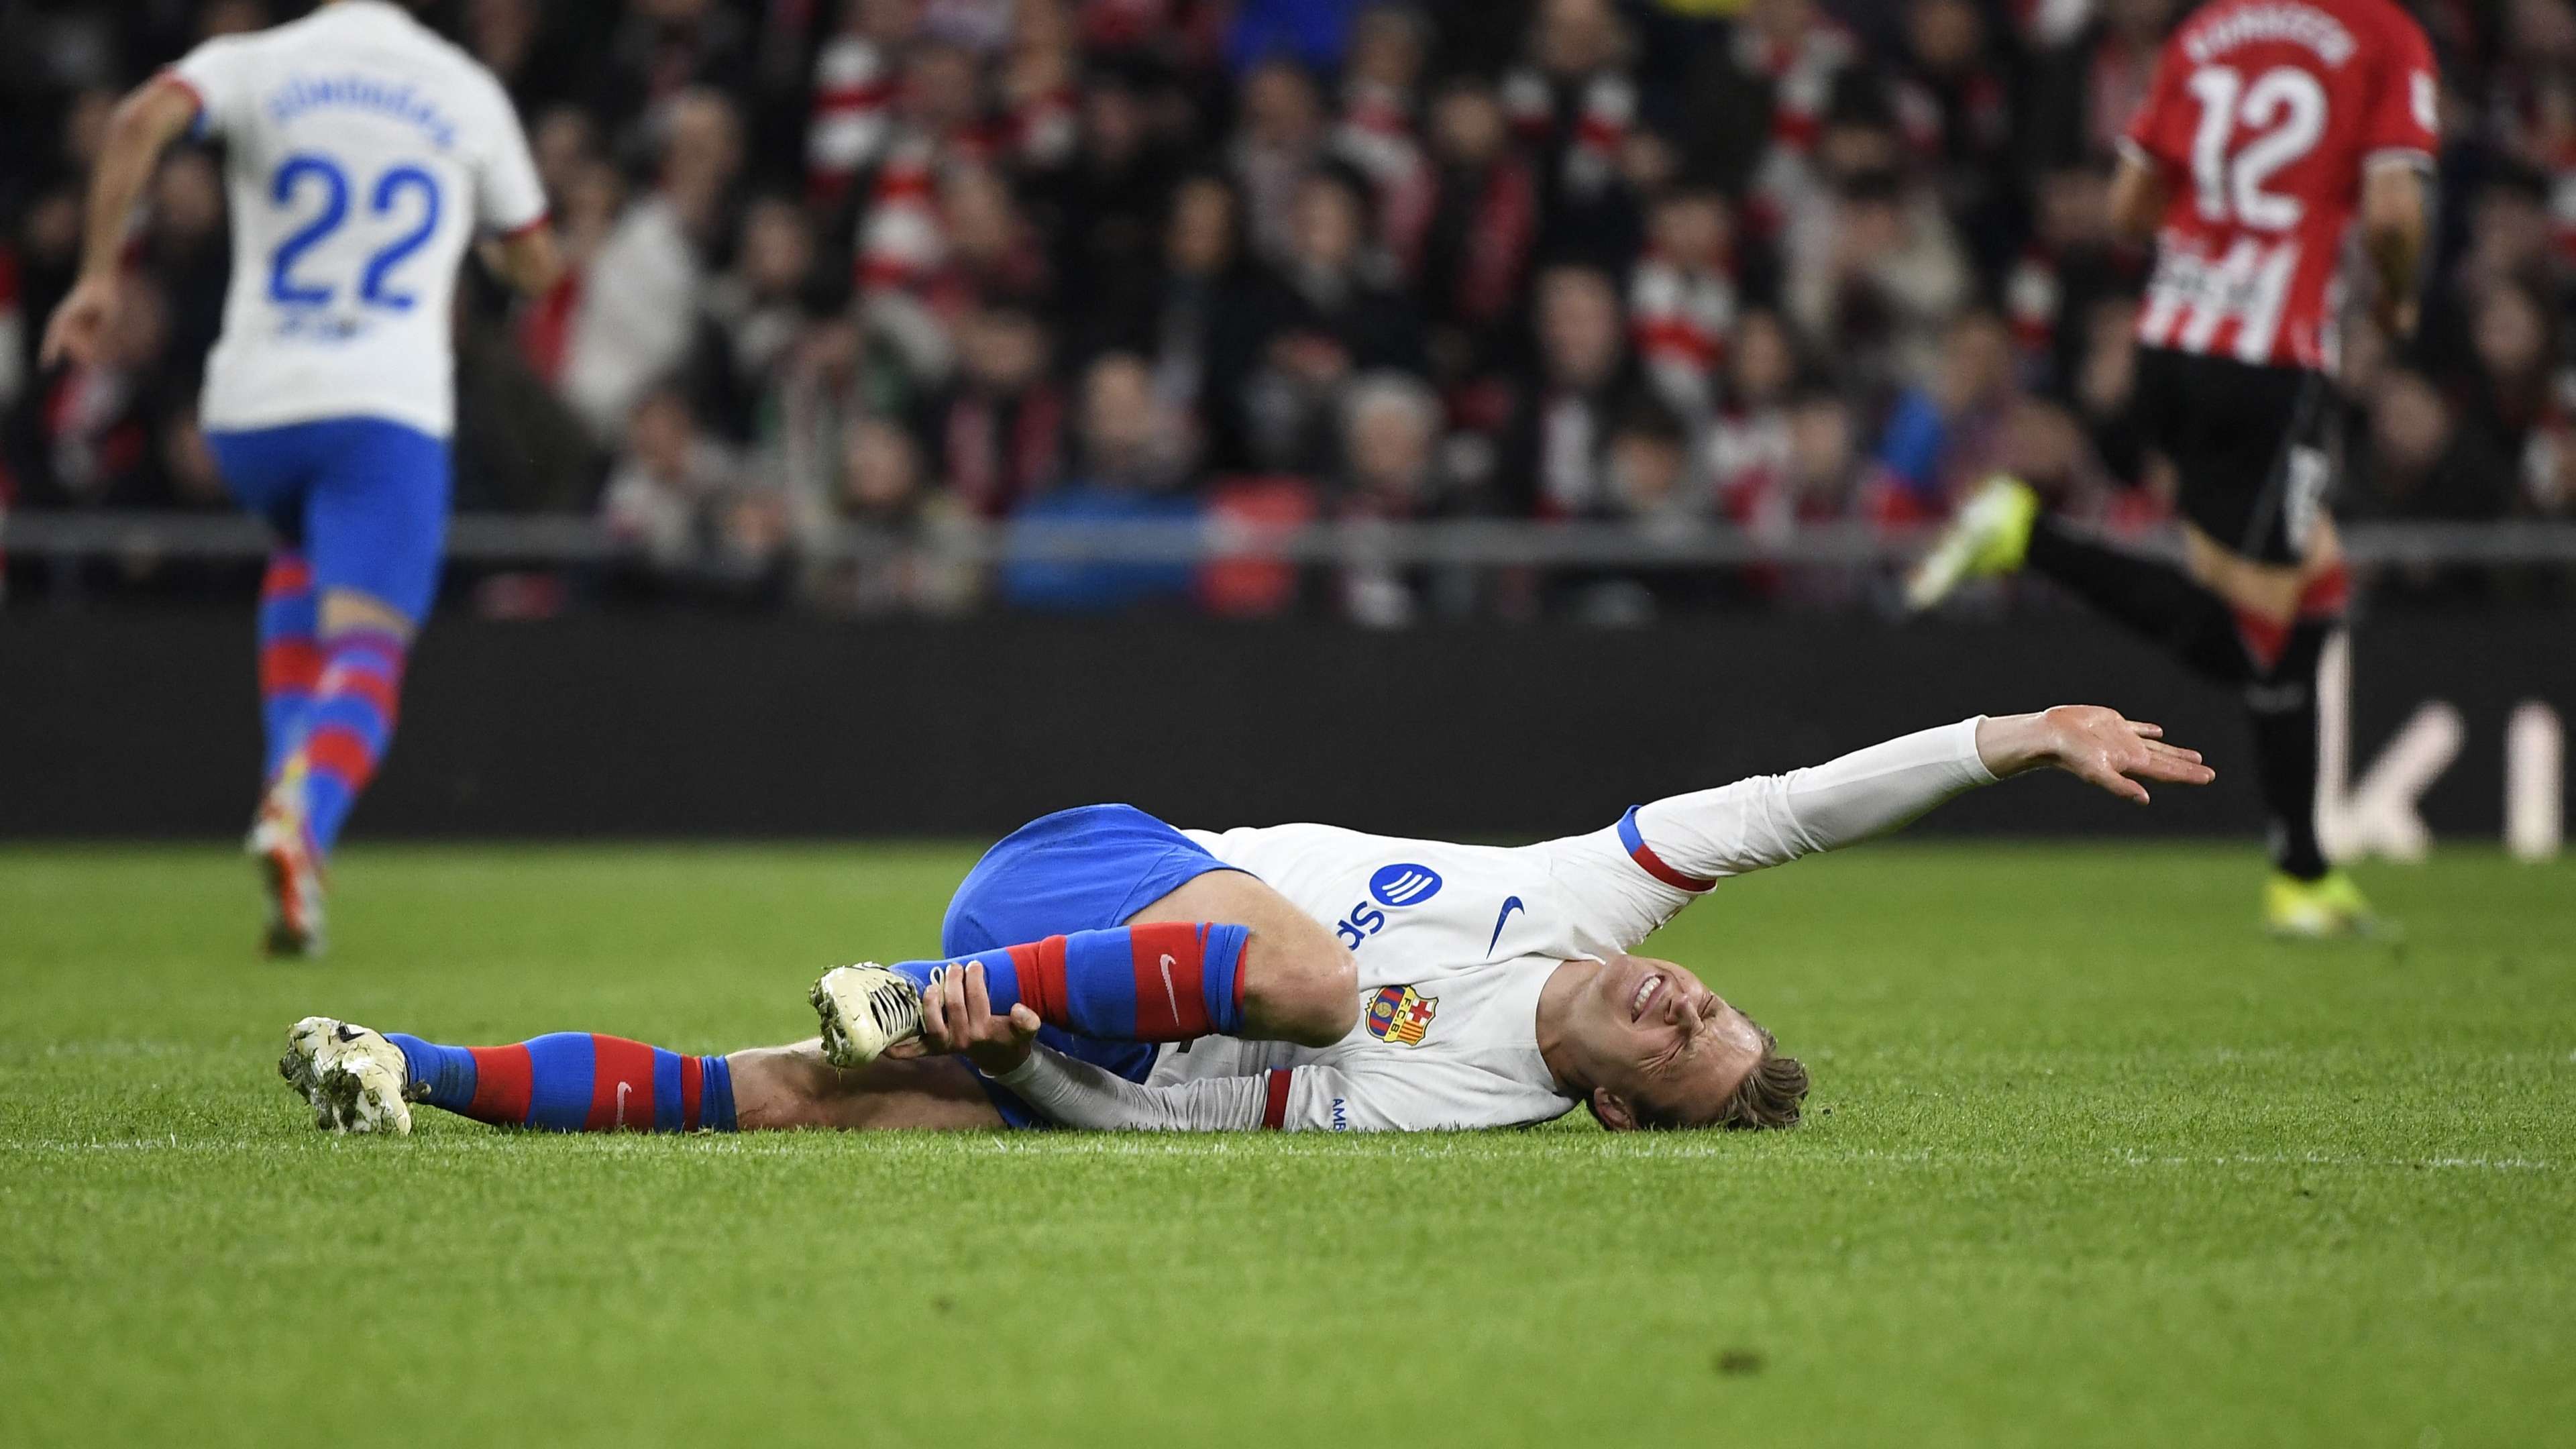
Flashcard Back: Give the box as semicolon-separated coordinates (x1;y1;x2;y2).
1;0;2572;619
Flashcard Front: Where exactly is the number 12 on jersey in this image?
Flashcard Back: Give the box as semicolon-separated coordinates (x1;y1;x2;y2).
2184;65;2326;231
267;153;442;312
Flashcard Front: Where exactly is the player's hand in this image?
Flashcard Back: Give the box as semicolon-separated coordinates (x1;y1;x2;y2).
40;275;120;370
2033;704;2215;804
915;960;1041;1074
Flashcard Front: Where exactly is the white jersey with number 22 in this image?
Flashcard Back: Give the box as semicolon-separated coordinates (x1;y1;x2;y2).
170;0;547;437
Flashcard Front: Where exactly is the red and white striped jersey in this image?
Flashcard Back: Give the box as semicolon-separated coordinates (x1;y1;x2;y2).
1629;250;1738;415
2121;0;2436;371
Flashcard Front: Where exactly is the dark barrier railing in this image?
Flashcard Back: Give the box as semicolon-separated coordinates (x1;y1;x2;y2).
2;609;2565;846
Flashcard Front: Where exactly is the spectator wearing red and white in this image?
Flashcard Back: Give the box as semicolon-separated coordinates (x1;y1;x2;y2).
806;0;920;201
851;42;998;296
1629;183;1741;419
40;278;171;506
1335;370;1450;627
1332;6;1437;278
1706;309;1801;521
996;0;1079;170
1501;0;1637;203
2004;166;2131;363
519;159;625;387
1727;0;1862;235
1416;80;1540;397
602;386;747;571
1501;264;1643;518
1725;386;1879;607
1891;0;2012;169
562;91;742;441
892;162;1051;327
921;303;1064;517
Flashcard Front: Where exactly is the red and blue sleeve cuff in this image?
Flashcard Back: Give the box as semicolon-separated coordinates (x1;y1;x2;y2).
1615;806;1716;894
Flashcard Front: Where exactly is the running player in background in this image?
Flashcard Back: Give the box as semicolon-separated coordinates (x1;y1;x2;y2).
41;1;562;955
277;704;2212;1136
1907;0;2434;938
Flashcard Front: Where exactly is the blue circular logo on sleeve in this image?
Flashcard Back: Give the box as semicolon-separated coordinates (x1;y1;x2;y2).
1369;863;1443;908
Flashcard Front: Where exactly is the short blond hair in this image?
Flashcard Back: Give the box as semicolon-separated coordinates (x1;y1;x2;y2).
1713;1016;1809;1130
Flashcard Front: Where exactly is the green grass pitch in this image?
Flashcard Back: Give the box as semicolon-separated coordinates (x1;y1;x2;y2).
3;843;2571;1447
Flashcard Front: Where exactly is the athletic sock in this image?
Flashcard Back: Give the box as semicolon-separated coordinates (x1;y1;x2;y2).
2023;518;2254;686
299;629;409;855
256;555;321;782
2243;567;2347;882
890;921;1250;1040
385;1032;739;1132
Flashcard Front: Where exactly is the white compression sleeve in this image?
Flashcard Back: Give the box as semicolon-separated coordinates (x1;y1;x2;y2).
993;1048;1271;1132
1633;716;1996;879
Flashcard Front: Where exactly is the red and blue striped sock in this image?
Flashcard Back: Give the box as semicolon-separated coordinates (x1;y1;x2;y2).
890;920;1249;1040
300;629;408;855
386;1032;739;1132
256;555;321;783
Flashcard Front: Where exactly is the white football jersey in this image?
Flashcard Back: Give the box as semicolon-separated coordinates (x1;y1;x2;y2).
170;1;547;436
1153;820;1695;1131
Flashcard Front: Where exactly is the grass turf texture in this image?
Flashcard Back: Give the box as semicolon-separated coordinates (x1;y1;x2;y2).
1;844;2570;1448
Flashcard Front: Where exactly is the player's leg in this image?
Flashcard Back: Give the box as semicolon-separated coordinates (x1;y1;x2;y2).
814;806;1358;1067
726;1042;1004;1130
288;419;450;863
1126;867;1357;1045
847;873;1354;1049
2182;522;2370;934
1909;352;2266;686
205;423;335;955
2159;365;2370;932
256;553;323;782
280;1018;1003;1134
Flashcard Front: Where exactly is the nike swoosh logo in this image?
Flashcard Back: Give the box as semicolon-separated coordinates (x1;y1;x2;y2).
615;1080;631;1130
1487;896;1526;953
1159;953;1183;1028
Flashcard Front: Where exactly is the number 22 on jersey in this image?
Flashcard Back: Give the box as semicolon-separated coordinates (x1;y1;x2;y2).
266;153;442;314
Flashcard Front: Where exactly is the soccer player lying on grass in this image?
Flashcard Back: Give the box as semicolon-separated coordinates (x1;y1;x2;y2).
281;706;2211;1136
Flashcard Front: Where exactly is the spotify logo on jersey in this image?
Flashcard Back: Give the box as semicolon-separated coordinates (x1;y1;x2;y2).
1368;864;1443;908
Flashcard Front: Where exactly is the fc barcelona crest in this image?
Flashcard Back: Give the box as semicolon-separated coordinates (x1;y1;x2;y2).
1364;984;1438;1046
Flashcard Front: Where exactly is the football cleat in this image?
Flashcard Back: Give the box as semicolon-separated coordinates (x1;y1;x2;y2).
2264;870;2386;941
1904;474;2041;612
248;759;327;959
810;964;925;1069
278;1016;417;1135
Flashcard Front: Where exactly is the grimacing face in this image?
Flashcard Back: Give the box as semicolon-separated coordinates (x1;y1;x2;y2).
1569;955;1768;1130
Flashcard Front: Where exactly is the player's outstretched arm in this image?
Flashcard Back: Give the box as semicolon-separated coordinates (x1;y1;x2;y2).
40;77;199;368
1544;708;2213;953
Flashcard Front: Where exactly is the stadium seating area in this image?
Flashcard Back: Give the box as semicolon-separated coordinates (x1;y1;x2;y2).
1;0;2571;617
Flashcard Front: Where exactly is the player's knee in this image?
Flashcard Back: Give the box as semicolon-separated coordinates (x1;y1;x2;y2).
318;586;416;641
1243;932;1357;1047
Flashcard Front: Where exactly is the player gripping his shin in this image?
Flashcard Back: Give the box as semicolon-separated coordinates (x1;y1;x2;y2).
280;706;2212;1136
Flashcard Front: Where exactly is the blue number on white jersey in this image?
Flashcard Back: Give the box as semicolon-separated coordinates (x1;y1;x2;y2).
264;154;443;318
